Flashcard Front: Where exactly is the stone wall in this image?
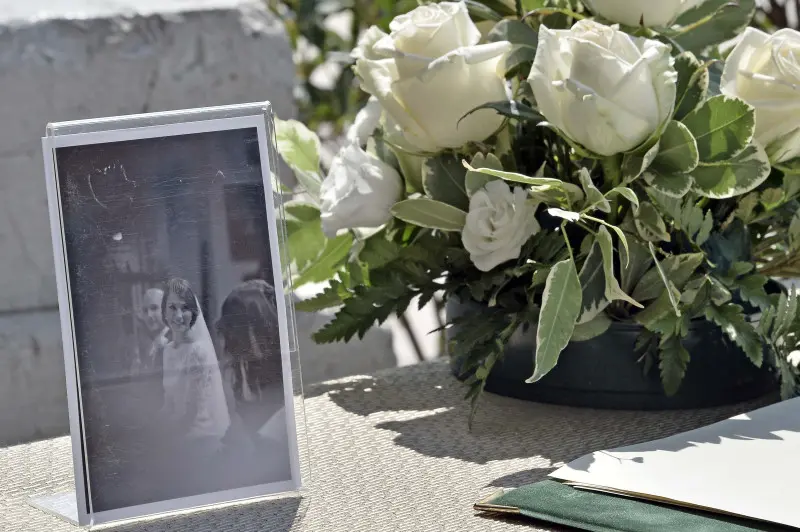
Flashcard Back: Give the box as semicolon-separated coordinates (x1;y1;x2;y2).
0;0;296;445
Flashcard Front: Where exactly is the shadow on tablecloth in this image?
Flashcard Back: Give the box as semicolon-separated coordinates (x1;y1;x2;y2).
304;361;777;479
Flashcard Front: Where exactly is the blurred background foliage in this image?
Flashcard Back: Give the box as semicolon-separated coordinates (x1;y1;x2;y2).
756;0;799;29
266;0;417;163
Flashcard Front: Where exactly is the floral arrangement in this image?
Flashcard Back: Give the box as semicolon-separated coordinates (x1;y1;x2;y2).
276;0;800;414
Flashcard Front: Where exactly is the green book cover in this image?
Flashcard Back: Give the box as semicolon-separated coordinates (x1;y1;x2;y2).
475;480;792;532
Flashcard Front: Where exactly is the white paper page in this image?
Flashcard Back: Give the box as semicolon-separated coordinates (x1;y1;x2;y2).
550;397;800;528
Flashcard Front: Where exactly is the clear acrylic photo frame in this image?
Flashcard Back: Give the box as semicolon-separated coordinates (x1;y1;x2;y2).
36;102;311;528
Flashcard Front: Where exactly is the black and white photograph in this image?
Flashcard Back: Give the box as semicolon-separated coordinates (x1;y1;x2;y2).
44;117;300;523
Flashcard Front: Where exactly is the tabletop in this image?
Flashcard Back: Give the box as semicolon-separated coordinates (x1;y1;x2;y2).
0;360;770;532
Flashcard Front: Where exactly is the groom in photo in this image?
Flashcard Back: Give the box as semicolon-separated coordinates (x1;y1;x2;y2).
130;287;170;402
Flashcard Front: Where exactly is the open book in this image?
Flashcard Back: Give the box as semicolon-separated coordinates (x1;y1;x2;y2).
549;397;800;529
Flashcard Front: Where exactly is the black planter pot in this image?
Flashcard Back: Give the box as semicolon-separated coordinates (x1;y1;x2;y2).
447;298;779;410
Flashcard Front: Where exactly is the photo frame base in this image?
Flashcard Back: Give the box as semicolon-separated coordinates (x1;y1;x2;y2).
29;492;80;526
29;490;312;530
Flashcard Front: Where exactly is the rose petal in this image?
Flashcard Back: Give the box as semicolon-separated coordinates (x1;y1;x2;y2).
721;27;771;98
392;42;512;149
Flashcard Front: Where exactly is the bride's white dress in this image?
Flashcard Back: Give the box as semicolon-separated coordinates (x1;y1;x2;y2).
162;340;230;440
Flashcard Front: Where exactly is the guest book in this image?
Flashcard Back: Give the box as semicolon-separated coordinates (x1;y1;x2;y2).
549;397;800;529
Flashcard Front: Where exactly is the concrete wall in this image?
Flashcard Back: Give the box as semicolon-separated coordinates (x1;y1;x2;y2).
0;0;296;445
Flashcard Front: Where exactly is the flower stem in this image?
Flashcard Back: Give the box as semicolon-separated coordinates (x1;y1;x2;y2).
601;155;623;223
561;222;575;263
601;155;623;189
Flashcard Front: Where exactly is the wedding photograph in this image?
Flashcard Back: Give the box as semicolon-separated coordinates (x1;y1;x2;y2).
49;121;298;517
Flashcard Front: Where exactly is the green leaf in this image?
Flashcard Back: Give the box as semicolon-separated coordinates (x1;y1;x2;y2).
275;118;320;173
790;212;800;251
775;157;800;176
636;287;682;333
464;0;504;21
773;289;799;340
422;154;469;211
666;253;706;289
646;190;713;244
531;267;551;288
784;173;800;198
521;0;545;9
659;335;690;396
607;187;640;213
284;202;321;223
597;226;642;308
293;233;353;287
503;47;538;78
707;59;723;97
673;52;709;121
693;210;714;246
577;240;610;324
621;142;660;184
736;274;773;311
275;118;323;198
571;313;612;342
394;149;425;194
692;143;771;199
463;163;569;188
644;172;694;198
487;19;538;46
681;95;755;163
621;238;653;294
633;253;705;302
674;0;756;53
475;0;517;16
465;153;503;197
758;305;777;339
705;303;763;367
583;215;631;266
635;202;671;242
527;259;582;383
777;356;799;401
461;100;542;124
314;234;450;344
648;243;682;317
729;261;755;277
358;237;402;269
579;168;610;213
294;282;347;312
530;182;585;209
288;222;326;272
733;193;760;224
391;198;467;232
652;121;699;174
759;188;784;211
708;276;733;305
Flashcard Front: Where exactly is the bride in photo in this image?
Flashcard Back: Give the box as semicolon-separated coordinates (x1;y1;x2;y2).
152;278;231;496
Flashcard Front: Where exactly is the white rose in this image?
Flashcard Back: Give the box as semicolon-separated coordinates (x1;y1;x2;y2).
721;27;800;163
462;181;541;272
346;97;382;147
320;144;404;238
583;0;707;27
529;20;677;156
353;1;512;153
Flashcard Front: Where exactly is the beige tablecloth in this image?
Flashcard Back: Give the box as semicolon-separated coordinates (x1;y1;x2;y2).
0;360;771;531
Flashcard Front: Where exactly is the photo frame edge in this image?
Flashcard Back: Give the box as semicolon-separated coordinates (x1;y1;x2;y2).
40;109;308;526
41;135;93;527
